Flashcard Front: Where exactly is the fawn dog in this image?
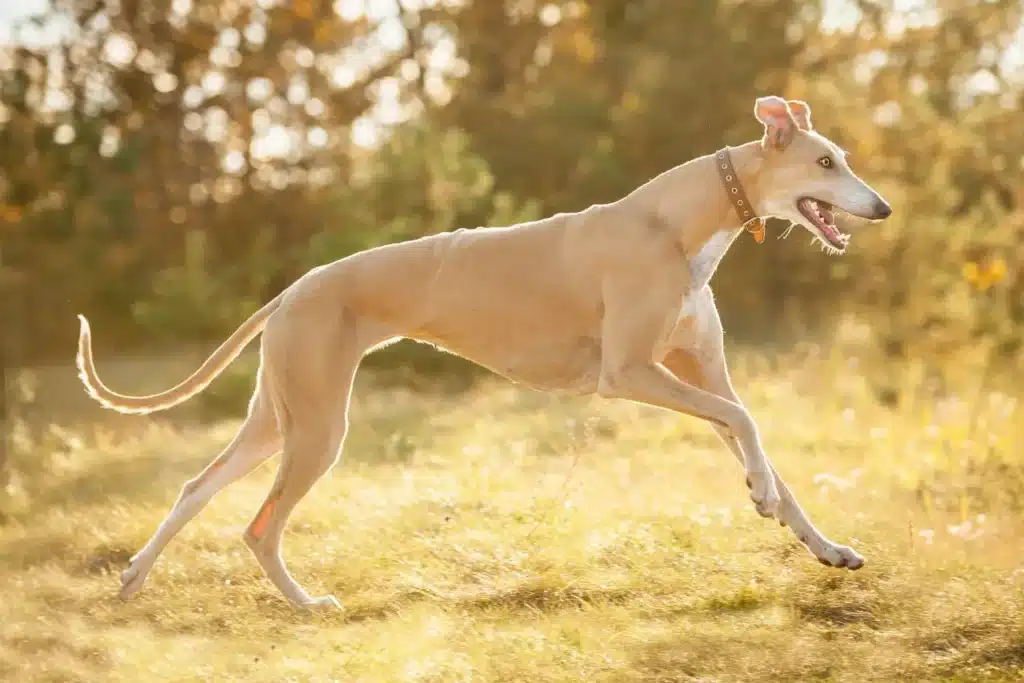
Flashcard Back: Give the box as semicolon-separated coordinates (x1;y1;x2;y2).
77;96;892;609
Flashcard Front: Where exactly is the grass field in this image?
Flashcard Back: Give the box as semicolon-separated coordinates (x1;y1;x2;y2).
2;348;1023;682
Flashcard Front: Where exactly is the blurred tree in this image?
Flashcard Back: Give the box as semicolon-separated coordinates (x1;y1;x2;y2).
1;0;441;355
788;0;1024;391
435;0;804;213
0;0;1021;389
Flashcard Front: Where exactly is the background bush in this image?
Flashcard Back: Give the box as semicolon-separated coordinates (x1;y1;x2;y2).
1;0;1021;403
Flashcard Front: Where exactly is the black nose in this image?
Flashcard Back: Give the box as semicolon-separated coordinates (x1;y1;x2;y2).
872;198;892;220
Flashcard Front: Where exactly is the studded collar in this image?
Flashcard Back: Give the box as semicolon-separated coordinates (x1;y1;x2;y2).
715;147;765;243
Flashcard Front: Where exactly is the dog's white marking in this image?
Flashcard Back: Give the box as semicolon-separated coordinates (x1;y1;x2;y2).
656;228;742;370
689;229;739;292
677;228;740;328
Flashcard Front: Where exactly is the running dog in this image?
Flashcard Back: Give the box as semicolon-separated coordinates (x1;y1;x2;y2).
77;96;892;609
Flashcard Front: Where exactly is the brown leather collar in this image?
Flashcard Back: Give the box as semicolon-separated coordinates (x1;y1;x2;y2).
715;147;765;243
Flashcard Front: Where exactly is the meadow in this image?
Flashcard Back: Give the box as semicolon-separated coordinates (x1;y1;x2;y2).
4;0;1022;680
2;342;1023;683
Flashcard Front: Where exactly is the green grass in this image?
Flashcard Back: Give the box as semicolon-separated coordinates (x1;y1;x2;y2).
2;350;1023;682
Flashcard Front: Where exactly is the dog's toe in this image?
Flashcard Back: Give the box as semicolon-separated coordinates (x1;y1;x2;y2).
753;499;775;518
816;545;865;571
746;471;780;518
750;491;781;518
119;563;147;600
834;546;864;570
299;594;344;612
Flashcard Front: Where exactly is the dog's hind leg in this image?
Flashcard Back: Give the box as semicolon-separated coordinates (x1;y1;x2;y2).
242;308;372;610
120;373;282;599
243;423;347;609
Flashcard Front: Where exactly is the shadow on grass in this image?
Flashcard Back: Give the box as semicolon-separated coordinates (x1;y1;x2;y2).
910;614;1024;679
335;579;637;625
632;633;843;682
2;534;137;575
789;574;886;630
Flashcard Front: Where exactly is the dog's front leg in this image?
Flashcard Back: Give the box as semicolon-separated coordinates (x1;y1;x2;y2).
597;283;781;516
662;346;864;570
597;362;780;516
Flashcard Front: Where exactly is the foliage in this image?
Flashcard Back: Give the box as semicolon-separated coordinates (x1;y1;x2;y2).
0;0;1022;398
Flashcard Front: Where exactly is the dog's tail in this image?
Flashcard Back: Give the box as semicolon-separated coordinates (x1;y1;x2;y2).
76;294;285;415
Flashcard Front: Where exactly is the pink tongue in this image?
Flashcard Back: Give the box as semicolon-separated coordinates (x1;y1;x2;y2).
821;207;834;224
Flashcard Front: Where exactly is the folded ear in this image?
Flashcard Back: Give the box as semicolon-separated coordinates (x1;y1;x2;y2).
754;96;798;150
787;99;813;131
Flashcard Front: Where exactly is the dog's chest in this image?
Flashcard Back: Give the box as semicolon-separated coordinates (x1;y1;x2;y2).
686;229;736;293
661;229;738;347
650;227;739;362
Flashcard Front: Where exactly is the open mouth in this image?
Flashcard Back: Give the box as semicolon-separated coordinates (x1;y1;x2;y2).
797;197;849;251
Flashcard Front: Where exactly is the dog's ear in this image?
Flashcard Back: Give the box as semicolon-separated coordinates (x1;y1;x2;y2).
754;96;798;150
787;100;813;131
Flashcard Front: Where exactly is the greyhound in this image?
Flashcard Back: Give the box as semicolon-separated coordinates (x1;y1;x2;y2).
76;96;892;609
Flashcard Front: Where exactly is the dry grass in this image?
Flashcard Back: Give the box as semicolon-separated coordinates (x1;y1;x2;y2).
2;349;1023;682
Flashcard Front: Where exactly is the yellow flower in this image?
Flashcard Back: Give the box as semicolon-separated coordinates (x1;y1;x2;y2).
964;258;1009;291
988;257;1007;284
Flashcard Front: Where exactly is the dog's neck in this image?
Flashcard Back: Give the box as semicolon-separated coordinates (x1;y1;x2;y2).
638;141;766;260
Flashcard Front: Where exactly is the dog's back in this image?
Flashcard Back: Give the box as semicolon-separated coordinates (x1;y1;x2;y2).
290;212;604;388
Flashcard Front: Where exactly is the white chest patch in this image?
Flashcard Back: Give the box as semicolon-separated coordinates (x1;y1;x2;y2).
688;229;739;292
678;229;740;317
656;228;741;361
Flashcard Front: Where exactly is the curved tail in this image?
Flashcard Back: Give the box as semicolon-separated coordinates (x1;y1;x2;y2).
76;294;285;415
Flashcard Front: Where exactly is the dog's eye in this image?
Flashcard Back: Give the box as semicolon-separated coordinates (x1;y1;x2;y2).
818;156;833;169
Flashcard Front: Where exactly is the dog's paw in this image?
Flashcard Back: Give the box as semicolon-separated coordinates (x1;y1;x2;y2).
745;470;781;518
815;544;865;571
297;594;344;611
119;559;150;600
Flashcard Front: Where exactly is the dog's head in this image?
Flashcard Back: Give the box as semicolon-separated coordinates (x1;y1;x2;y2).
752;96;892;254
